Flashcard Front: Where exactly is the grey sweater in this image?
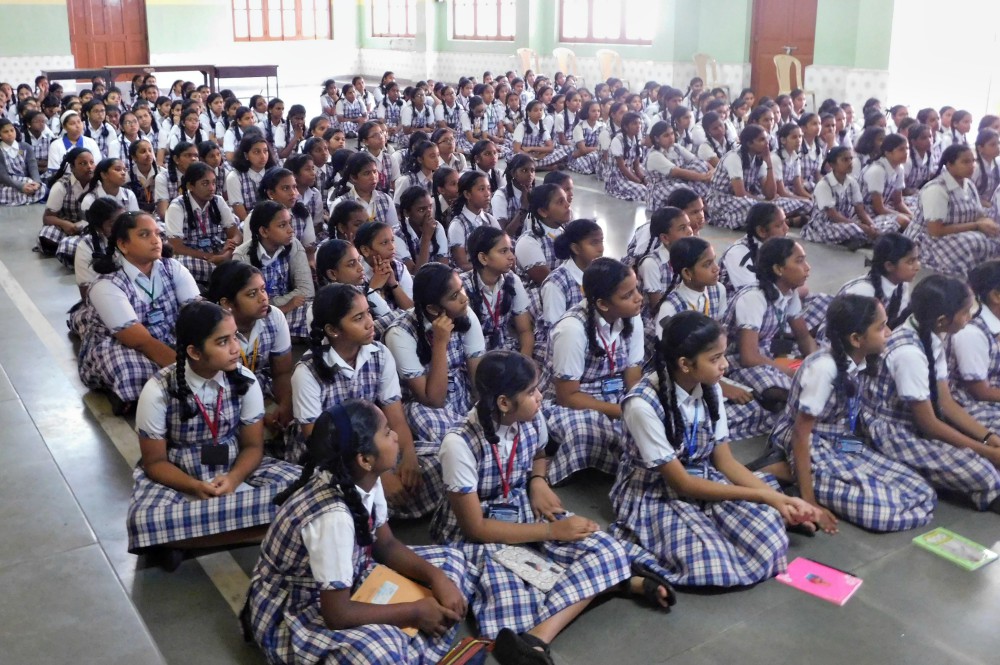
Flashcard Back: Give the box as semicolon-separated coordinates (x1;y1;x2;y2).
0;141;41;188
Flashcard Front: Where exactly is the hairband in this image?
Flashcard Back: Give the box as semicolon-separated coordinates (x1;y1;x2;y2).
328;404;354;454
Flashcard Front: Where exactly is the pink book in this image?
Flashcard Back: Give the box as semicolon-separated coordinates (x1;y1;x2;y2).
775;557;863;606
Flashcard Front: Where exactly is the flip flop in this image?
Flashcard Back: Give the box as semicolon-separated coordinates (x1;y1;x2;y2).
493;629;553;665
787;522;817;538
631;562;677;609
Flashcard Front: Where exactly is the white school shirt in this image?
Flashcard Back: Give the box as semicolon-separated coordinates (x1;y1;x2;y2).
88;258;200;332
733;287;802;330
638;245;672;293
164;193;237;238
624;379;729;467
259;120;288;151
841;274;910;314
47;135;102;170
393;172;432;205
393;222;449;263
541;259;584;326
45;175;87;231
553;111;578;139
770;150;801;183
886;318;949;400
475;165;507;194
291;342;401;425
225;168;265;207
655;283;727;341
434;102;462;124
361;258;414;299
74;235;114;288
222;127;243;155
951;308;1000;382
81;183;140;214
440;412;547;493
796;353;865;417
512;119;553;145
383;311;485;379
153;170;181;203
330;190;400;229
721;151;768;182
515;223;563;272
476;272;530;317
241;305;292;364
490;187;524;223
166;126;206;152
550;313;644;380
201;112;224;137
136;361;263;440
233;239;315;306
721;240;755;290
301;472;388;586
814;172;863;210
86;122;121;160
920;171;978;221
862;157;904;197
399;103;434;128
571;120;604;146
448;207;501;249
850;155;864;180
698;140;725;163
609;133;642;161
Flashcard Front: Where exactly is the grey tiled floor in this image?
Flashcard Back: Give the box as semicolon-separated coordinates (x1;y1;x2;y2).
1;170;998;665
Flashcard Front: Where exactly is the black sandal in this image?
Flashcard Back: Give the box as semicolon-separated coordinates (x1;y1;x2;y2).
631;562;677;609
493;628;553;665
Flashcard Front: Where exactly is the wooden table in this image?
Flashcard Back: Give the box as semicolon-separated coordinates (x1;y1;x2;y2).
42;68;112;84
105;64;216;88
214;65;280;97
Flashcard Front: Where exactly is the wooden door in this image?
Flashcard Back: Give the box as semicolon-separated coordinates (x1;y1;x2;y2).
67;0;150;73
750;0;817;97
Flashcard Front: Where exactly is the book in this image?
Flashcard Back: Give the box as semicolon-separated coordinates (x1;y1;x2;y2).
775;557;863;606
491;545;566;593
351;564;433;636
912;527;998;571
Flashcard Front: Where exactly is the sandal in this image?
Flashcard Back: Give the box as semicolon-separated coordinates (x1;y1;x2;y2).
631;562;676;609
493;628;553;665
786;522;817;538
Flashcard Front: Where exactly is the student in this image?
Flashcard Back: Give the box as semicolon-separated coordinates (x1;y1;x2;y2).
903;123;934;195
972;128;1000;206
719;203;788;294
512;100;571;170
22;110;53;172
207;261;293;432
514;183;571;293
39;147;95;256
78;211;201;412
319;79;340;121
707;125;806;230
329;151;399;230
908;145;999;279
167;108;207;152
374;81;404;145
127;300;300;568
796;113;824;189
431;350;669;663
936;109;972;158
544;258;644;484
623;187;705;267
315;239;397;336
233;200;313;339
303;137;332;217
395;185;449;273
258;98;289;157
70;196;124;325
431;127;466;172
357;121;396;195
770;294;936;532
47;110;102;170
0;118;44;205
78;156;139;219
864;275;1000;512
604;112;647;202
861;133;913;231
722;238;817;411
430;165;459;229
449;170;501;271
165;161;240;286
328;198;367;243
199;140;231;201
124;139;158;214
491;153;534;233
400;87;436;135
771;122;812;202
354;220;414;316
393;139;438;207
462;226;533;353
852;126;885;178
948;261;1000;431
82;99;120;160
803;146;879;248
610;311;819;586
433;85;462;131
644;120;711;210
155;141;199;220
383;263;485;444
258;165;318;256
696;111;734;169
566;100;603;175
336;85;369;137
456;95;490;155
222;106;256;163
837;232;918;330
246;399;469;664
470;139;507;195
636;207;693;344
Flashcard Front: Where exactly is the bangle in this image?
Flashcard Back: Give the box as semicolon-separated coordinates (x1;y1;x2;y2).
529;474;548;485
545;522;552;540
983;431;995;445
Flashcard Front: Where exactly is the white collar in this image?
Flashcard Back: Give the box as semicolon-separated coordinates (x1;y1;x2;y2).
880;275;902;298
904;316;944;343
675;282;707;306
980;307;1000;335
183;360;224;393
595;314;625;344
539;221;562;238
655;244;671;262
187;191;212;211
674;381;704;408
462;206;486;223
824;171;847;189
121;258;161;285
319;470;381;515
323;343;374;374
942;170;966;193
564;258;584;284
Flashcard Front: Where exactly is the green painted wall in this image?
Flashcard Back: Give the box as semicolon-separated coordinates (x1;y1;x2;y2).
814;0;894;69
146;1;229;54
0;4;70;56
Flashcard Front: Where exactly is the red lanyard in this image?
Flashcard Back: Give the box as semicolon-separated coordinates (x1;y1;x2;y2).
194;205;209;235
597;330;617;374
192;387;223;445
481;285;503;330
490;431;520;498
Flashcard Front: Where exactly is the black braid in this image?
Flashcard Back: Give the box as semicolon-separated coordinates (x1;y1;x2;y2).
476;397;500;446
308;323;336;383
273;458;315;505
412;306;433;366
500;272;515;316
224;366;254;398
652;349;684;449
664;270;683;298
169;345;199;420
828;329;855;399
915;320;940;417
702;377;720;426
583;297;604;358
338;478;375;547
886;286;905;327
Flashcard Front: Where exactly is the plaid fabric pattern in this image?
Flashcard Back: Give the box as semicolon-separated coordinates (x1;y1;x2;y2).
259;253;310;339
770;350;936;531
440;103;462;131
235;171;260;212
799;145;824;189
718;237;752;295
238;308;284;398
55;234;85;269
707;151;764;230
947;315;1000;432
405;104;435;130
429;410;631;638
544;302;633;483
722;286;794;393
859;160;908;233
29;135;49;168
461;271;520;352
802;176;870;245
604;159;648;202
341;189;397;229
363;148;394;195
88;124;113;159
566;126;601;175
533;265;583;374
908;177;998;278
0;148;45;205
248;475;469;665
455;116;486;155
38;175;85;253
338;98;366;135
609;376;789;586
905;154;933;191
518;127;572;168
126;364;300;550
645;148;711;211
78;259;187;402
800;292;833;337
515;229;557;277
863;326;1000;510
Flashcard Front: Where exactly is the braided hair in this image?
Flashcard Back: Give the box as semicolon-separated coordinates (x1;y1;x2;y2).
355;220;401;307
869;232;915;327
232;134;274;174
826;294;880;400
412;263;467;365
306;283;368;383
273;399;384;548
581;257;635;359
46;147;89;189
167;140;195;185
332;151;378;199
329;198;365;241
637;206;686;280
466;226;515;346
398;185;439;260
125;139;158;209
260;165;311;228
206;260;263;307
670;106;693;149
755;237;797;304
744;201;781;271
78;157;121;205
84;196;125;270
179;161;223;234
170;301;254;420
404;138;436;180
701;111;732;159
263;97;285;146
522;100;547;140
619;112;643;161
969;260;1000;325
854;127;886;168
950;110;971;146
737;124;766;172
553;218;602;262
450;170;489;222
775;122;800;164
907;123;932;181
652;311;722;451
473;350;538;448
910;275;971;416
93;210;154;274
230;107;253;144
246;200;293;270
470;140;500;192
82;100;110;139
315;238;356;286
934;144;972;179
525;183;562;240
177;108;205;145
667;236;712;298
431;165;457;224
974;128;999;195
562;91;580;137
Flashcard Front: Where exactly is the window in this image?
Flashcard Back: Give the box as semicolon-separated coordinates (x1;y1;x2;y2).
232;0;331;42
453;0;516;41
559;0;654;44
371;0;416;38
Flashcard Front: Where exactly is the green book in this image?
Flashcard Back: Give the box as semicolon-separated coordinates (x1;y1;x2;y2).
912;527;998;571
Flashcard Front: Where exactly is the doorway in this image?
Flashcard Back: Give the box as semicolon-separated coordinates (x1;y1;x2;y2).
66;0;150;74
749;0;817;97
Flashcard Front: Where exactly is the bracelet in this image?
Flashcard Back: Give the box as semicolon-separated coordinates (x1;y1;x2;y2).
545;522;553;539
528;474;549;485
983;431;995;445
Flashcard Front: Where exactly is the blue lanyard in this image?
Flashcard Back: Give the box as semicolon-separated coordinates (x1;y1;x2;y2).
846;395;861;434
685;402;700;460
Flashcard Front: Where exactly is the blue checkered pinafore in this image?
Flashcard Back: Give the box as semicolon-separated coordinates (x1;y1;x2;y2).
637;249;673;348
770;350;936;531
461;271;520;352
439;102;462;131
860;158;907;232
721;285;794;394
406;103;434;132
518;120;572;168
260;250;310;339
126;364;301;550
173;195;227;286
909;176;998;279
338;98;366;135
533;264;583;372
238;307;285;398
802;173;869;245
707;151;766;230
429;409;632;639
604;134;648;202
947;314;1000;432
247;474;470;665
387;311;481;444
364;148;394;195
608;376;789;587
644;145;711;211
863;325;1000;510
543;303;633;484
566;123;602;175
799;141;824;189
905;151;933;192
515;228;558;319
78;259;187;403
38;174;84;254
